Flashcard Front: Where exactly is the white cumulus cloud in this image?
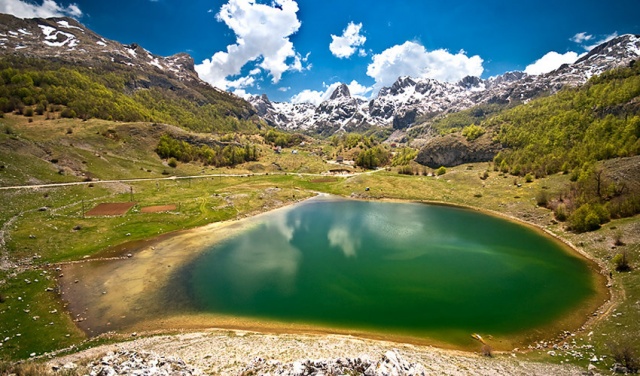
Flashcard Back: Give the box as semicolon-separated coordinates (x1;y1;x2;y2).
0;0;82;19
195;0;306;91
524;51;581;75
289;88;326;105
366;41;484;93
571;31;619;51
290;80;372;105
329;22;366;59
570;32;593;44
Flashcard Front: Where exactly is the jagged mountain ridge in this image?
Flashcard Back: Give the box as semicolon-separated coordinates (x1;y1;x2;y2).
2;13;638;135
0;14;200;83
251;34;640;133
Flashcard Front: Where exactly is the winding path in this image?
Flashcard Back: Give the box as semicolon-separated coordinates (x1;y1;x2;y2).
0;168;383;191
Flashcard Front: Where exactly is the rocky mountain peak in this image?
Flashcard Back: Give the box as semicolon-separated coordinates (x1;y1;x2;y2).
458;75;484;89
575;34;640;65
245;33;639;133
249;94;275;116
389;76;417;95
329;83;351;100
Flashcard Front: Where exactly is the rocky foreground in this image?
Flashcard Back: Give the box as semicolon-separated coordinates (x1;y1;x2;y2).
47;330;594;375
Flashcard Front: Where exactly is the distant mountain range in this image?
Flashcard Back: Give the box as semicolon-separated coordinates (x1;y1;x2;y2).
249;35;640;133
1;13;639;135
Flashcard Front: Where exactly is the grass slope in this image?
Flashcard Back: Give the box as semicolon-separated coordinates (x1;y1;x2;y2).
0;110;638;374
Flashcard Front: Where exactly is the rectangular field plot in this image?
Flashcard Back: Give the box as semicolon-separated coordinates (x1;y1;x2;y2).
140;204;177;213
86;202;136;216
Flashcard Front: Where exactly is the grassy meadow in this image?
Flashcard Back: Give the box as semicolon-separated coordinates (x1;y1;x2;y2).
0;115;638;373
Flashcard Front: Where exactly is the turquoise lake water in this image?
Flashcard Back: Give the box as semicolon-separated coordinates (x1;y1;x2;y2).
177;197;597;347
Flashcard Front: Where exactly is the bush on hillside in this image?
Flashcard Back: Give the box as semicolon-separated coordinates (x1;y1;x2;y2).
568;203;610;232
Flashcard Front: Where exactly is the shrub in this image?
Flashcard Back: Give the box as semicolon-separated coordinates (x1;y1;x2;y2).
461;124;486;141
613;251;631;272
23;107;34;117
436;166;447;176
609;342;639;373
554;203;568;221
60;108;76;118
524;173;533;183
167;158;178;168
535;190;548;207
613;229;625;246
397;165;413;175
569;203;610;232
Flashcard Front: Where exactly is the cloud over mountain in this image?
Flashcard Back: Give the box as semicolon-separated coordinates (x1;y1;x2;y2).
524;51;581;75
195;0;306;91
366;41;484;92
290;80;371;105
329;22;366;59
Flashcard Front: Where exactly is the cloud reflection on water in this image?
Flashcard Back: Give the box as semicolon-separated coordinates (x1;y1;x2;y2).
224;210;301;300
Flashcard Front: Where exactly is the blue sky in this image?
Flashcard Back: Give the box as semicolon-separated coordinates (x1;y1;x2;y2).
2;0;639;103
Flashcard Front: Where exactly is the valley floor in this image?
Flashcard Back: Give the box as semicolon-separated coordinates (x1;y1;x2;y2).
0;118;638;375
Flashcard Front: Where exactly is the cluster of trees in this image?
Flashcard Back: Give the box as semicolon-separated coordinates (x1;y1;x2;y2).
156;134;258;167
355;146;390;169
262;129;305;147
553;166;640;233
0;56;259;133
391;147;418;166
329;133;377;149
328;132;391;169
490;61;640;178
483;61;640;231
409;103;506;138
461;124;486;141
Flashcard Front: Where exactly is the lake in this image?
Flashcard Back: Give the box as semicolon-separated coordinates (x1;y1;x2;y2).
171;196;602;348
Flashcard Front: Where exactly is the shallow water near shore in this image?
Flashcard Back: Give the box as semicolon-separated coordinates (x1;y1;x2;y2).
62;196;606;350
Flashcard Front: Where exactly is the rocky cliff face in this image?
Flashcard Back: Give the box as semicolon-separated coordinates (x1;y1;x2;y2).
250;34;640;133
415;133;501;168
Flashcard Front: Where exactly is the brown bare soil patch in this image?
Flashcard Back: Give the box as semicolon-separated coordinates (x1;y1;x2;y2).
86;202;136;216
140;204;177;213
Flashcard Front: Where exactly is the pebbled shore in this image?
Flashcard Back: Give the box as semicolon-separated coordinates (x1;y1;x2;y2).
48;330;592;375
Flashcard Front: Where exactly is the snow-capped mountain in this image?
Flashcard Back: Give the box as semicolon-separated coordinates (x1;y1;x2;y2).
2;12;638;135
251;34;640;133
0;14;200;84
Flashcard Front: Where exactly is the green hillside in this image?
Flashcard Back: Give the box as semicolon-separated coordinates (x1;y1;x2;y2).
0;56;260;133
490;61;640;177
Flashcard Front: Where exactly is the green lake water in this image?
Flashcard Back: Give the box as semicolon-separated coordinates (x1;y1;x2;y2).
177;197;598;347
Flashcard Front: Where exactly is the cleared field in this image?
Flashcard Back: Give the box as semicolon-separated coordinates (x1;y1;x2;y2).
140;204;177;213
85;202;136;216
